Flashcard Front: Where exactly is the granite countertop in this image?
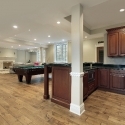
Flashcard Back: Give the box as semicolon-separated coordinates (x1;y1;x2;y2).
83;65;125;71
44;63;71;67
43;63;125;71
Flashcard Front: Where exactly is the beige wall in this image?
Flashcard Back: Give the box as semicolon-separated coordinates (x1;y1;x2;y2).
46;45;54;63
16;50;26;63
83;38;104;62
0;48;30;63
46;38;104;63
0;48;17;58
68;42;72;63
16;50;30;63
30;52;37;63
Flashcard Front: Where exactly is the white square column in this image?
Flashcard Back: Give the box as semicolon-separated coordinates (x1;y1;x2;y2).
70;4;85;115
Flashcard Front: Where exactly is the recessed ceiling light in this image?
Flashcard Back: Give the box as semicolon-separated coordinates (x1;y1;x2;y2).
48;35;51;37
62;39;65;41
29;29;30;31
34;39;37;41
85;36;87;38
19;45;21;46
48;42;50;43
11;46;13;48
57;21;60;24
27;48;29;49
120;9;125;12
15;35;16;36
13;25;18;28
35;47;37;48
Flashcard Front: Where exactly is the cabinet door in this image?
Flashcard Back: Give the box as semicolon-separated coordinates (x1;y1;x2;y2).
83;73;88;100
95;69;98;88
110;73;125;91
119;32;125;56
107;33;118;56
98;69;109;88
52;67;71;108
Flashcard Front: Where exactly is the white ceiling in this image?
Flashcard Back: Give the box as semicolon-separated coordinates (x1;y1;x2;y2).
0;0;125;50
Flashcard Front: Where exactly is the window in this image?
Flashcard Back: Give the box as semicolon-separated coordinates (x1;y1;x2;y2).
55;43;68;62
42;48;46;63
36;48;41;62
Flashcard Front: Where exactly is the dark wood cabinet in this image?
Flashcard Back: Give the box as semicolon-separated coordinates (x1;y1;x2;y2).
110;69;125;92
88;81;95;95
107;33;118;56
83;72;88;100
98;68;109;88
95;69;98;89
88;70;96;95
51;66;71;109
119;32;125;56
107;26;125;57
83;69;98;100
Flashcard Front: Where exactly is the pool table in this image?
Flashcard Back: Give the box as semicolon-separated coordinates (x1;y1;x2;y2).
13;65;44;84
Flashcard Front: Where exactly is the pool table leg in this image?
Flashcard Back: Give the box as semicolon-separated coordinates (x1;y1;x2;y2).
18;75;23;82
25;75;32;84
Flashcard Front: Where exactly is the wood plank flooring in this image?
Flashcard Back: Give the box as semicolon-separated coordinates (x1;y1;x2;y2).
0;73;125;125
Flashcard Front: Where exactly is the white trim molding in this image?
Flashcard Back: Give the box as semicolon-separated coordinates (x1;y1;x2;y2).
70;72;84;77
70;103;85;115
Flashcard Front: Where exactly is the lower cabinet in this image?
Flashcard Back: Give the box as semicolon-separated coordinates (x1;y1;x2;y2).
83;72;88;100
95;69;98;89
88;81;95;95
110;69;125;92
51;66;71;109
83;69;97;100
98;68;109;88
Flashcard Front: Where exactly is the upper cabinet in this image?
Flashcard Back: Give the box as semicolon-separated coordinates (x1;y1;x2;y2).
107;26;125;57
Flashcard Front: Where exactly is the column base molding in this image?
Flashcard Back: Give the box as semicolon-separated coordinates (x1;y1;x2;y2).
70;103;85;115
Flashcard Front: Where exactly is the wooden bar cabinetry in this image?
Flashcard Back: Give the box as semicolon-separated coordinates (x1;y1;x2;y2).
51;66;71;109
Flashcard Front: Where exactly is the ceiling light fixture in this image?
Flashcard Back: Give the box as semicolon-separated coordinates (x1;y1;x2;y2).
48;35;51;37
62;39;65;41
13;25;18;28
15;35;16;36
85;36;87;38
34;39;37;41
48;42;50;43
19;45;21;46
57;21;60;24
29;29;30;31
11;46;13;48
120;9;125;12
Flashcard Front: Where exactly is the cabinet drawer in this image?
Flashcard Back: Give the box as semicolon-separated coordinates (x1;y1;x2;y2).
88;82;95;95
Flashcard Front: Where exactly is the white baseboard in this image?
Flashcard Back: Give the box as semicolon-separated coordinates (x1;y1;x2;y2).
70;103;85;115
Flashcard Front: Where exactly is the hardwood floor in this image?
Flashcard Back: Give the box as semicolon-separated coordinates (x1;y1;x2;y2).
0;74;125;125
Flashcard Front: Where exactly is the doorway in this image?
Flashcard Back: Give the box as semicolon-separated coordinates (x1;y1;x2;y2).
97;47;104;63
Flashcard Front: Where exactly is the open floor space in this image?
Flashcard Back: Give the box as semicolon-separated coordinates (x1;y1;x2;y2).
0;74;125;125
